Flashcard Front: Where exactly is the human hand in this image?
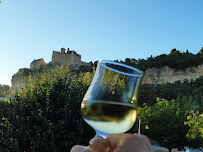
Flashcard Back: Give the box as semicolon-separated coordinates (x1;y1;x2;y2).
70;133;153;152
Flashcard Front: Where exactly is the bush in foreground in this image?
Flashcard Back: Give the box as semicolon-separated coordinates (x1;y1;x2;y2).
1;65;95;152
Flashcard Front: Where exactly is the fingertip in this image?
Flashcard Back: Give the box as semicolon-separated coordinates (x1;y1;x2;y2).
70;145;86;152
89;135;111;152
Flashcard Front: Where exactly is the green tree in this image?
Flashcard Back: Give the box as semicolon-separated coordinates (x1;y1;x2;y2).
184;110;203;144
0;99;9;151
133;97;199;152
199;47;203;54
0;84;10;97
169;48;181;56
2;65;95;152
125;58;130;63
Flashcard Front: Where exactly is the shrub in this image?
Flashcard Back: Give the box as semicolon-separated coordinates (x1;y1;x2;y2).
2;65;95;152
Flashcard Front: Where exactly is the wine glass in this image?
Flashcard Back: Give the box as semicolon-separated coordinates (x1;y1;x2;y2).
81;60;144;138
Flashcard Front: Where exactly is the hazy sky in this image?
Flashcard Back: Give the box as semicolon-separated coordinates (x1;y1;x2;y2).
0;0;203;86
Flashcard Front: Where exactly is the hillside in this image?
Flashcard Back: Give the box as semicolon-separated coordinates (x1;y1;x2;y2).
11;47;203;93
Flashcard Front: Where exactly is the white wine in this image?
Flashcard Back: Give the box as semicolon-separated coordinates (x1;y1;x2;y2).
81;100;137;135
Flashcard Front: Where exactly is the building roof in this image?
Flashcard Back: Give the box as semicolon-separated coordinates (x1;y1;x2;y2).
31;58;44;64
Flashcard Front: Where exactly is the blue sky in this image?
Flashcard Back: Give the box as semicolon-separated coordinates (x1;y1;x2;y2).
0;0;203;86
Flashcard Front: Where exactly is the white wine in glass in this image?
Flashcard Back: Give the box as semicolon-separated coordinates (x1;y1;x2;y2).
81;60;143;138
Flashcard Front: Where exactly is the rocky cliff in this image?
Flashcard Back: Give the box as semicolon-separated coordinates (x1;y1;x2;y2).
141;64;203;84
12;63;203;94
11;68;30;93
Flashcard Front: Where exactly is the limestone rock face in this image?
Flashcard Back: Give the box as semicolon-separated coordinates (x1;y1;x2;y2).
141;64;203;84
11;68;29;93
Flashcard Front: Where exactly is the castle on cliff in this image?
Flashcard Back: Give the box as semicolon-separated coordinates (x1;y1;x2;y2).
11;48;90;92
11;48;203;94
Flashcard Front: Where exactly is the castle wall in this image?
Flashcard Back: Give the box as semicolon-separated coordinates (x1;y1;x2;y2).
70;51;82;65
52;49;82;66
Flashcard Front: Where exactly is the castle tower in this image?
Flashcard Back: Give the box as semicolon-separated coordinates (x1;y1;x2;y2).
61;48;65;54
51;48;82;66
30;58;46;69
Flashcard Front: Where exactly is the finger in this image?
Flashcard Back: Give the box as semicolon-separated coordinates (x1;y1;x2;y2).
70;145;86;152
105;133;131;150
89;135;112;152
106;134;153;152
70;145;94;152
83;147;94;152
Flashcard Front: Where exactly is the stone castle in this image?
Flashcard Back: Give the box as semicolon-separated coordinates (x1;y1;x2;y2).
51;48;89;67
29;48;90;69
11;48;90;92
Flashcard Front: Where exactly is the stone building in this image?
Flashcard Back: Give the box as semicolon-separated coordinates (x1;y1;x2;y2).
51;48;89;67
30;58;46;69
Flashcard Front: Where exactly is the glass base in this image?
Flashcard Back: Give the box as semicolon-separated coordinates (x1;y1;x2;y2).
95;129;109;138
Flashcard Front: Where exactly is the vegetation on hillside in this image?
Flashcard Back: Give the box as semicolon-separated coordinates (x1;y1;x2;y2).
139;77;203;107
0;84;10;97
124;48;203;71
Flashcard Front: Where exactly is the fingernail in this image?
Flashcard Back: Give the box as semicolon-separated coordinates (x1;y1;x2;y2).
89;138;96;145
89;136;106;145
94;135;106;142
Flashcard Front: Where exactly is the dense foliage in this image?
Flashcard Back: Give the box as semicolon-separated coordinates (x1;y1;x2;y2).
124;48;203;71
185;110;203;141
0;65;95;151
0;84;10;97
131;97;202;152
139;77;203;108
